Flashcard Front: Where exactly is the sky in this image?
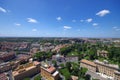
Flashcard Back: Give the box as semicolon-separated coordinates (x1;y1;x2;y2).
0;0;120;38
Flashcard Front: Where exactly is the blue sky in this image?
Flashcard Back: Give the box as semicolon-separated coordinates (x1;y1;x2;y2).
0;0;120;38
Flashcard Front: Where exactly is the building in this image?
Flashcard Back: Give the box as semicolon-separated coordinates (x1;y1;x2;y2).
0;62;12;73
52;54;65;62
97;50;108;58
30;47;39;55
0;51;16;62
94;60;119;79
114;71;120;80
80;59;120;80
65;56;78;62
16;54;31;63
31;43;40;49
80;59;96;72
41;62;60;80
12;61;40;80
0;73;8;80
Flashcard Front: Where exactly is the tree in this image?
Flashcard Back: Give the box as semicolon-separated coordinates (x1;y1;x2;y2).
59;68;71;80
52;60;57;67
34;52;43;61
79;67;88;78
34;75;41;80
59;64;65;68
23;78;30;80
85;74;91;80
66;62;71;72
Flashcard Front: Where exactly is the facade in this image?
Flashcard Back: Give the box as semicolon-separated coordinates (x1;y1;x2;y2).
80;59;96;72
94;60;119;78
12;61;40;80
114;71;120;80
41;62;60;80
80;59;120;80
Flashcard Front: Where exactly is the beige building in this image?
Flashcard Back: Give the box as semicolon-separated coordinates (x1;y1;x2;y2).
94;60;119;78
12;61;40;80
80;59;96;72
114;71;120;80
41;62;59;80
80;59;120;80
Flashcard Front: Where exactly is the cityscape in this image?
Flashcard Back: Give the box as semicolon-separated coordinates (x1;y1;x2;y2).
0;0;120;80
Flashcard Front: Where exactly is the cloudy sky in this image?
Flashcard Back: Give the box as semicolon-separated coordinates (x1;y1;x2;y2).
0;0;120;38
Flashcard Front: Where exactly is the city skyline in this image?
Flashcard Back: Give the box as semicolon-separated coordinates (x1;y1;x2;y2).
0;0;120;38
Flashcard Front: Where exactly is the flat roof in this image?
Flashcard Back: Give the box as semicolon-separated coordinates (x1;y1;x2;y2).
41;65;56;73
81;59;96;67
13;61;39;76
94;60;119;69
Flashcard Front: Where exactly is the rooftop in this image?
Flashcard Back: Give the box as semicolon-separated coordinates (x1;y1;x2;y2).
0;73;8;80
94;60;119;69
13;61;40;76
41;62;56;73
80;59;96;67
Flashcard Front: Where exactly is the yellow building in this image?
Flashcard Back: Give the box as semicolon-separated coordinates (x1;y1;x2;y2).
12;61;40;80
80;59;96;72
41;62;59;80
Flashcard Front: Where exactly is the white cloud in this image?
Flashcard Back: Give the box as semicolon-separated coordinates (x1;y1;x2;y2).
113;26;120;31
32;29;37;31
0;7;7;13
27;18;38;23
72;20;76;22
56;16;62;21
14;23;21;26
86;18;92;22
93;23;98;26
96;10;110;17
80;20;84;22
113;26;117;29
116;29;120;31
63;26;71;29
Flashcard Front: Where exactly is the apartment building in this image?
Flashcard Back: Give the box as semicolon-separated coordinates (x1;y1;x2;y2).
94;60;119;78
114;71;120;80
80;59;120;80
